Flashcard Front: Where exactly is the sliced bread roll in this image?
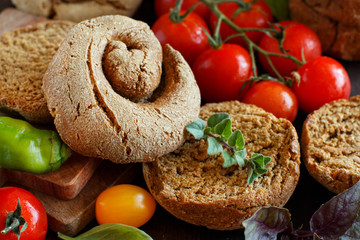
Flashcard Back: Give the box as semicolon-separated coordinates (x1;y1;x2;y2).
302;95;360;194
143;101;301;230
0;20;74;124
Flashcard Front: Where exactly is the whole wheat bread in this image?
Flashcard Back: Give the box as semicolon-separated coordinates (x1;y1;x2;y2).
302;95;360;193
0;20;74;123
143;101;301;230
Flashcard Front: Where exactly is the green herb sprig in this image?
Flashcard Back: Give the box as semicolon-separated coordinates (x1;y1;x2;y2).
186;113;271;184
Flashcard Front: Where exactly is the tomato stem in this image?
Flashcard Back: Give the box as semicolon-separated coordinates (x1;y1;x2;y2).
199;0;303;85
1;199;27;240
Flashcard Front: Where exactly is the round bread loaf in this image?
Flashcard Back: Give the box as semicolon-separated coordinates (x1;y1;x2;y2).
42;15;201;164
0;20;74;124
143;101;301;230
302;95;360;194
11;0;143;22
290;0;360;61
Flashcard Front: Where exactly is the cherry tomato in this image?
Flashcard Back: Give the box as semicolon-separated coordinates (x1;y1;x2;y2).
95;184;156;228
291;56;351;113
152;11;210;66
242;81;298;122
192;43;252;103
154;0;210;22
258;20;322;77
209;0;273;48
0;187;47;240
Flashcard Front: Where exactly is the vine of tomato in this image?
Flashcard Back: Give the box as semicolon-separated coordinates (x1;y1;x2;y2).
192;43;252;103
258;20;322;77
95;184;156;228
0;187;48;240
154;0;211;22
291;56;351;113
209;0;273;48
152;11;210;66
242;81;298;122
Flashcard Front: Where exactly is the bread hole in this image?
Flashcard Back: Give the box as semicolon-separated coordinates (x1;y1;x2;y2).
126;146;132;155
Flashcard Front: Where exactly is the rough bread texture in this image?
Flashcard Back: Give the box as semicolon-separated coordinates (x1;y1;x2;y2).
302;95;360;194
11;0;143;22
143;101;301;230
11;0;52;17
0;20;74;124
42;15;201;164
289;0;360;61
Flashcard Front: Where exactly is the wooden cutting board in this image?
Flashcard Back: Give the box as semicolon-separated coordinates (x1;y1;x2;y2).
0;8;143;236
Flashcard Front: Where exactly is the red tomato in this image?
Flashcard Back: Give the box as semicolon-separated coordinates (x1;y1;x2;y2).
96;184;156;228
0;187;47;240
154;0;210;22
258;20;322;77
291;56;351;113
192;43;252;103
152;11;209;66
209;0;273;48
242;81;298;122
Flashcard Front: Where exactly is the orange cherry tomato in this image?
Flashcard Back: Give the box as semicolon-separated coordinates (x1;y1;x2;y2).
95;184;156;228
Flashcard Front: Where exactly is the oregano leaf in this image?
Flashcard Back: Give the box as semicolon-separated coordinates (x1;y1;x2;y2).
213;118;232;140
242;207;292;240
207;137;223;155
248;167;258;184
228;130;245;150
234;149;246;167
310;180;360;239
207;113;230;128
222;150;237;168
185;119;206;139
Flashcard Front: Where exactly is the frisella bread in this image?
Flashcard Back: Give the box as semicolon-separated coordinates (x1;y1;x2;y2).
289;0;360;61
42;15;201;164
143;101;301;230
0;20;75;124
302;95;360;194
11;0;143;22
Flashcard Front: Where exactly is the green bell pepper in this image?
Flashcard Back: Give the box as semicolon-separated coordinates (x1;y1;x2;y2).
0;116;71;174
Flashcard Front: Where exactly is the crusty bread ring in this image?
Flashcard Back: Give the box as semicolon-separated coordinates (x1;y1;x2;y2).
42;15;201;164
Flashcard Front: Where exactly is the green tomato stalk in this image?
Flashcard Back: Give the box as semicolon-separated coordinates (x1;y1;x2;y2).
171;0;304;86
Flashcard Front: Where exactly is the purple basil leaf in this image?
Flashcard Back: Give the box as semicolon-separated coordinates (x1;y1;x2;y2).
242;207;291;240
310;180;360;239
339;215;360;240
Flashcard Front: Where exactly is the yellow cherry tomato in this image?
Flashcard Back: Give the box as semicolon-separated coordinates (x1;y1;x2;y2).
95;184;156;228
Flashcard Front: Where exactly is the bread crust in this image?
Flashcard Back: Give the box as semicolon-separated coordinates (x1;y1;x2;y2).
143;101;300;230
289;0;360;61
0;20;74;124
42;15;201;164
11;0;143;22
302;95;360;194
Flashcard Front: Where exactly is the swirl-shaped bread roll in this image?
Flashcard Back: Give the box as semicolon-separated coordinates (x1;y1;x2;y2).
42;15;201;163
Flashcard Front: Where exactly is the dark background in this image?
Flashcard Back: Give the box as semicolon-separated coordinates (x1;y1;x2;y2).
0;0;359;239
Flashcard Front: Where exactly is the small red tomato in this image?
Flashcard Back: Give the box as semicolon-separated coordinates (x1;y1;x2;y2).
258;20;322;77
209;0;273;48
192;43;252;103
152;11;209;66
0;187;48;240
96;184;156;228
242;81;298;122
291;56;351;113
154;0;210;22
